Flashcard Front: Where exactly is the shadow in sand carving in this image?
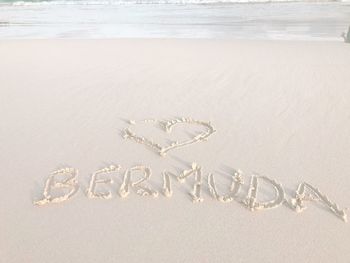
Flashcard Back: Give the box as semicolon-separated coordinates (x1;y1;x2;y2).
342;26;350;43
0;21;10;26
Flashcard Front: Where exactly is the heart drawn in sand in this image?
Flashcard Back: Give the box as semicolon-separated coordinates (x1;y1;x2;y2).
122;117;216;156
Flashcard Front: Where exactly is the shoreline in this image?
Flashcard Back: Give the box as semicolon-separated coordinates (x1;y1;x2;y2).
1;1;349;40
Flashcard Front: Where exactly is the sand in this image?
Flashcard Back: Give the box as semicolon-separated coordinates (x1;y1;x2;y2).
0;39;350;262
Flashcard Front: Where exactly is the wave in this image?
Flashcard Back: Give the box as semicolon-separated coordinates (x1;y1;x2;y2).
0;0;346;6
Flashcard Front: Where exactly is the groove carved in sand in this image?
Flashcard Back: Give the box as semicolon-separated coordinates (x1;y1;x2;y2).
34;164;348;222
290;182;347;222
208;170;244;203
119;165;159;198
122;117;216;156
242;175;285;211
86;165;120;199
34;168;79;206
178;163;203;203
161;163;203;202
162;171;174;197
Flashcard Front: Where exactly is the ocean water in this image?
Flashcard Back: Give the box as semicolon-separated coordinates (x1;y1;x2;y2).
0;0;350;39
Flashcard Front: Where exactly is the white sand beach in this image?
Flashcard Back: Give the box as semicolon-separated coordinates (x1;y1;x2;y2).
1;39;350;262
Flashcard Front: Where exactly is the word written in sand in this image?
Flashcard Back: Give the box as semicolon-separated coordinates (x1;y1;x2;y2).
34;163;348;222
122;117;216;156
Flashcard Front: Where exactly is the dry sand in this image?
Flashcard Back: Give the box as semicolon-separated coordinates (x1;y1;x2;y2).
0;39;350;262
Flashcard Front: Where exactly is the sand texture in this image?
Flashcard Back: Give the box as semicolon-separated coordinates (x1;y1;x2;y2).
1;39;350;262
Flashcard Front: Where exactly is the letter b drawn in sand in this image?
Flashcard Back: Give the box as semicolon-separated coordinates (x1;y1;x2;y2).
34;168;79;206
